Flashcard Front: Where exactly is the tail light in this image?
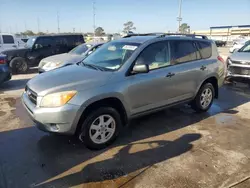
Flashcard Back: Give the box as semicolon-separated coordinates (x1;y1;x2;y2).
0;59;6;64
217;56;225;63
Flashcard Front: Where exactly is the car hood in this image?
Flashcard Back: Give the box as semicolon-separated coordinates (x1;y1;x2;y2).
230;52;250;62
27;65;113;96
2;48;28;56
40;53;83;67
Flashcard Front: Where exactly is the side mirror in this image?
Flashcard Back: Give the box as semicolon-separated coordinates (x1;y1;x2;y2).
132;64;149;74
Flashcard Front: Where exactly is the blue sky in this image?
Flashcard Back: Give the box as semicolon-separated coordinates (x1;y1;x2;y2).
0;0;250;33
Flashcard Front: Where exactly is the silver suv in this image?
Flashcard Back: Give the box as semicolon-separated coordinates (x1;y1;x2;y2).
22;34;226;149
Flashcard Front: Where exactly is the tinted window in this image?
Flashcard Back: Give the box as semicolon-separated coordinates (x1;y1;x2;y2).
66;35;84;46
170;40;200;64
197;41;212;59
55;36;68;46
35;37;54;49
2;35;14;44
136;42;170;70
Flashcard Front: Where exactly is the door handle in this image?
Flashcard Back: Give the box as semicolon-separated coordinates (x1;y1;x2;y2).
200;65;207;71
166;72;175;77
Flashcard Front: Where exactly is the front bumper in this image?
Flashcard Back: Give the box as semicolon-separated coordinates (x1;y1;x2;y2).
0;65;11;84
227;63;250;79
22;92;82;135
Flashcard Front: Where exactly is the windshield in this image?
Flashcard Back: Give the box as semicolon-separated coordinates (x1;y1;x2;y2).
238;41;250;52
25;37;36;48
69;44;92;55
82;42;140;70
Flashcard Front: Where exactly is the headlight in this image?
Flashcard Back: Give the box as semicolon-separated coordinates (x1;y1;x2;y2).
40;91;77;107
43;62;61;69
227;58;232;65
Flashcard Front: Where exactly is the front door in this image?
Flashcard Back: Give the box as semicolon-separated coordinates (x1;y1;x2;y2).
28;37;56;66
127;41;173;115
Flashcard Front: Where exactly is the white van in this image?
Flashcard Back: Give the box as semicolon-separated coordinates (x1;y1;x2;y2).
0;34;18;52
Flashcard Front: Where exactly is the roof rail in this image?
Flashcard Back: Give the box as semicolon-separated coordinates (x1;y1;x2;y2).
159;33;208;39
122;33;164;38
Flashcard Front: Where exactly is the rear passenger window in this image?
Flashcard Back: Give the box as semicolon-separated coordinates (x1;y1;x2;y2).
2;35;14;44
170;40;200;65
55;36;68;46
197;41;212;59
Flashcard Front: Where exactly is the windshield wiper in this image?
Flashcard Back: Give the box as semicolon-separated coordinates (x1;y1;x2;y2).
79;61;104;71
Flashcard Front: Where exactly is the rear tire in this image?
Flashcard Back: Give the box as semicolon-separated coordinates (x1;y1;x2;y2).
10;57;29;74
78;107;122;150
191;83;215;113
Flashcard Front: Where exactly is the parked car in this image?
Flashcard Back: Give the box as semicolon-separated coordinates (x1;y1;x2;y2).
1;34;85;74
0;34;18;52
229;39;249;53
22;33;226;149
226;40;250;80
38;42;104;73
0;54;11;84
214;40;226;47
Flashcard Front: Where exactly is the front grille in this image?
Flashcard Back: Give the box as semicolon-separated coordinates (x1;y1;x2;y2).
231;60;250;65
228;67;250;75
25;86;37;105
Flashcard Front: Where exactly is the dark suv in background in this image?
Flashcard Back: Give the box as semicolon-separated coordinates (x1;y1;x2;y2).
1;34;85;74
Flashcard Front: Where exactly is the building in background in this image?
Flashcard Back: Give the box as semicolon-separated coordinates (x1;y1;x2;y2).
192;25;250;41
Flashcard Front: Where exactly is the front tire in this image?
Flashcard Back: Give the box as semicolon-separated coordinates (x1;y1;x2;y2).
78;107;122;150
191;83;215;113
10;57;29;74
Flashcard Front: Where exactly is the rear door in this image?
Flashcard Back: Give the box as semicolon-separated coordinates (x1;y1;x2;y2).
54;36;69;54
166;39;206;102
0;35;17;52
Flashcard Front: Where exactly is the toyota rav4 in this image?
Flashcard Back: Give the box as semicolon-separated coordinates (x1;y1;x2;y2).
22;33;226;149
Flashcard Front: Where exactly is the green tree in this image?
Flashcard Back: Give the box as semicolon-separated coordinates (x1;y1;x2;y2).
95;27;105;36
123;21;136;33
179;23;190;33
21;30;35;36
37;32;46;36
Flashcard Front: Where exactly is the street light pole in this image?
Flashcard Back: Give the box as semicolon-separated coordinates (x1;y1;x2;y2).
177;0;183;33
93;0;96;41
57;11;60;33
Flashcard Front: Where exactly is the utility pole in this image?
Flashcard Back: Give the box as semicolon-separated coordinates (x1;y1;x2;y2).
73;28;75;33
24;21;27;31
93;0;96;41
37;17;40;33
57;11;60;33
177;0;183;33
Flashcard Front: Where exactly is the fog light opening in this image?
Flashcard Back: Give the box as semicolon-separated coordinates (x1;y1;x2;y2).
50;123;59;131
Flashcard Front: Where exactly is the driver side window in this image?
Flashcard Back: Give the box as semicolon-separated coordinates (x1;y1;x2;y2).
136;41;170;70
34;38;53;49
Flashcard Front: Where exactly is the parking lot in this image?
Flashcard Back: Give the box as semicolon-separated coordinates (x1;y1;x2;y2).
1;47;250;188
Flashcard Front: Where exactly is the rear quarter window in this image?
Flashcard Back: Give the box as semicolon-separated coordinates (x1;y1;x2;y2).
2;35;15;44
197;41;212;59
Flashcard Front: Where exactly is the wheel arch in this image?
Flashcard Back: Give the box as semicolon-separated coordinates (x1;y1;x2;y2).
197;76;219;99
75;97;129;134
